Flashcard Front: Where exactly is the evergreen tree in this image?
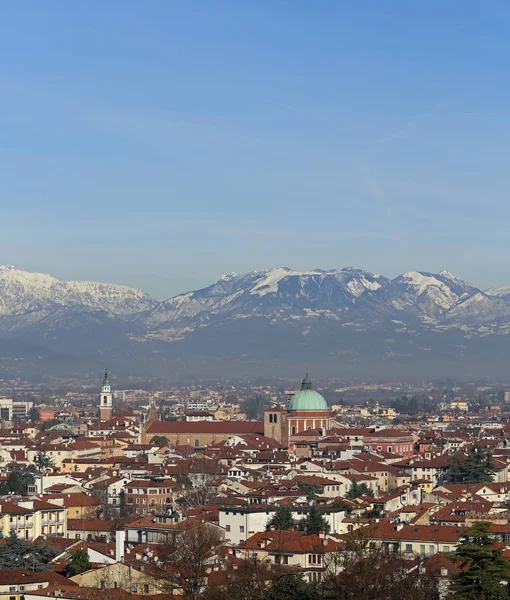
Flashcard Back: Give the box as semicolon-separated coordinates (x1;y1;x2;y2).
298;482;324;501
0;531;57;571
68;549;92;575
298;505;330;535
451;521;510;600
150;435;169;446
264;573;314;600
346;481;373;500
447;447;497;484
28;407;40;422
7;465;36;495
266;505;295;531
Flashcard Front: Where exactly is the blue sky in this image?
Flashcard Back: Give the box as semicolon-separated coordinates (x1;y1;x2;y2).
2;1;510;299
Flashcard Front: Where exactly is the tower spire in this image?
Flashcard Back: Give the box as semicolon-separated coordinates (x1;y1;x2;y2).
99;371;113;421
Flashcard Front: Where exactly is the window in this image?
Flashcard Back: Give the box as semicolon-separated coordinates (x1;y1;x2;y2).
225;525;231;532
131;584;137;593
240;526;245;533
291;427;296;435
405;544;412;553
9;587;16;592
443;546;450;553
429;545;434;555
420;545;425;555
269;414;273;423
143;585;149;594
273;414;278;424
194;440;200;448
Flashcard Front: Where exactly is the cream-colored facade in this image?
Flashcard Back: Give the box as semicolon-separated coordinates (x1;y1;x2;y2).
0;499;67;540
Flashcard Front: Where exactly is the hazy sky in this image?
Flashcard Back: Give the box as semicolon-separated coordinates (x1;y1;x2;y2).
2;2;510;299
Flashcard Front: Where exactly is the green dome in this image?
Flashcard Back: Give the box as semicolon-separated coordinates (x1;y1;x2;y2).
289;375;328;411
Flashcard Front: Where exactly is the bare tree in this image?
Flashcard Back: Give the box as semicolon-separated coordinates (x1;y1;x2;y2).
156;522;223;600
204;555;273;600
90;480;111;519
322;527;439;600
176;456;220;511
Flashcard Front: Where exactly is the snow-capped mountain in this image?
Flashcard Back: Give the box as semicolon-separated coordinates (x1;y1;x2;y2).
384;270;479;320
143;266;487;339
0;266;157;317
145;267;390;330
485;286;510;301
3;264;510;380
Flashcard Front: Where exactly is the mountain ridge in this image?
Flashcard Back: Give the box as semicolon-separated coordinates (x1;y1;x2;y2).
2;265;510;380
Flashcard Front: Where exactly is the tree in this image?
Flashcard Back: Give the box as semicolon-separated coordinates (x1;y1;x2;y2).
34;450;54;493
266;505;295;531
150;435;169;446
298;482;324;501
68;549;92;576
322;526;439;600
156;522;223;600
331;499;353;514
5;465;36;495
204;555;271;600
450;521;510;600
0;531;57;571
346;481;374;500
298;505;330;535
176;456;218;511
447;447;497;484
90;480;111;519
28;407;40;422
243;395;267;420
264;572;314;600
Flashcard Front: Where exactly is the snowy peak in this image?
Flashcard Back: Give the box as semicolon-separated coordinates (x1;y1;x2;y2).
0;266;156;317
389;270;479;318
145;266;392;329
446;291;510;324
485;286;510;301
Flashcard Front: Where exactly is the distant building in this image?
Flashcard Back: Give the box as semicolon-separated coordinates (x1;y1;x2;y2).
0;397;34;421
504;391;510;403
98;372;113;421
185;411;214;422
142;419;264;446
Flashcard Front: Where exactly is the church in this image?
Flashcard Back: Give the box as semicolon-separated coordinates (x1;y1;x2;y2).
264;374;332;451
98;371;113;421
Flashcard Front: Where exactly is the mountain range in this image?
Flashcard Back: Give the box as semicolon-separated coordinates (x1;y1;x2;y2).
2;265;510;381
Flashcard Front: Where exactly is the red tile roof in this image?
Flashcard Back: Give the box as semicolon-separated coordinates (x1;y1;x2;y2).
145;420;264;434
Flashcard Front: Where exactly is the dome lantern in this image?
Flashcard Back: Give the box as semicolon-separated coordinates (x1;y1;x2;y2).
288;375;328;412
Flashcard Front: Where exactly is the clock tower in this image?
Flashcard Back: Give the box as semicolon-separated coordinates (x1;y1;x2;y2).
99;371;113;421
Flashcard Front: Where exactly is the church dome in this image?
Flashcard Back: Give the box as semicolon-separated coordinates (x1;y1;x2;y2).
289;375;328;411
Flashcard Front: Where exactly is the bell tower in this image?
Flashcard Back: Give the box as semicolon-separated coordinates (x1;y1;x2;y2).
99;371;113;421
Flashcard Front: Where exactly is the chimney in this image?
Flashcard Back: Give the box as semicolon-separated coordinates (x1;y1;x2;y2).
116;530;125;562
